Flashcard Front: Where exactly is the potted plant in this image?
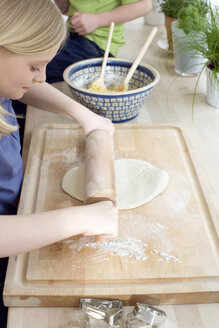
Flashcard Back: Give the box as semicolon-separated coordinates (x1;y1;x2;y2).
158;0;207;51
179;4;219;108
171;1;209;75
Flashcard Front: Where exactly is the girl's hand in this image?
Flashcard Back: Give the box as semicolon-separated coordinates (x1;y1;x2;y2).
70;13;100;35
83;112;115;136
82;201;118;238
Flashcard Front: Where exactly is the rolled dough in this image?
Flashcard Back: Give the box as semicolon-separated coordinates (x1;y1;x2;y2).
62;159;169;209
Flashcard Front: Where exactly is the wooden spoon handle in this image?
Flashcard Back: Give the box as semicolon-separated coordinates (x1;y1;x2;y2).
100;22;115;80
124;27;158;86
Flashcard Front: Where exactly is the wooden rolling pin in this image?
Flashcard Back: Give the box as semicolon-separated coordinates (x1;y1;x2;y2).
84;129;116;243
84;129;116;205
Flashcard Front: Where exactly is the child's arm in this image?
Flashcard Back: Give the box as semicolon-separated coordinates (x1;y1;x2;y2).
20;82;114;136
54;0;69;15
3;84;118;258
70;0;152;35
0;201;117;257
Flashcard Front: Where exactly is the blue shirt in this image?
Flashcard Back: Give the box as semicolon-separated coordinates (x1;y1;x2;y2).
0;98;23;215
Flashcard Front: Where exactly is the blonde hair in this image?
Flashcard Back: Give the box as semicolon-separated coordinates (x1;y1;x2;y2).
0;0;67;134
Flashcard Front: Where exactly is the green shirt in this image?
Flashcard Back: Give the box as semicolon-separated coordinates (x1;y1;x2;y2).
66;0;140;56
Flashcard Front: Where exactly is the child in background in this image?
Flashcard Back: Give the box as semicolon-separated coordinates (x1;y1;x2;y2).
0;0;118;326
46;0;152;83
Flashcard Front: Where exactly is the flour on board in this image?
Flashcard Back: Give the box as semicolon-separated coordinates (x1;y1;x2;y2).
77;237;148;261
68;235;180;263
83;237;148;261
152;249;180;263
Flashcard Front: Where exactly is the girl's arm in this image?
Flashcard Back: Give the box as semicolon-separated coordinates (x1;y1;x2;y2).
0;201;117;258
97;0;153;26
19;82;114;136
12;79;117;259
70;0;153;35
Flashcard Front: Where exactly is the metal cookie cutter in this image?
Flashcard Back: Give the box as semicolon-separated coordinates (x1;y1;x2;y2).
133;303;167;327
125;311;151;328
85;305;106;320
86;317;121;328
80;298;123;326
85;306;123;327
80;298;123;311
105;307;123;325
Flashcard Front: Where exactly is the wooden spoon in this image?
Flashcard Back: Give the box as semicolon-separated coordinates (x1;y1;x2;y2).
89;22;115;91
117;27;158;92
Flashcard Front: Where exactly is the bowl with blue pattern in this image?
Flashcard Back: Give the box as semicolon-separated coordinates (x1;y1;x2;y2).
63;58;160;123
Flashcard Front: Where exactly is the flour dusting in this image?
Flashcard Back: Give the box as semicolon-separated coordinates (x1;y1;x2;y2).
155;222;168;230
152;249;180;263
79;237;148;261
68;235;180;264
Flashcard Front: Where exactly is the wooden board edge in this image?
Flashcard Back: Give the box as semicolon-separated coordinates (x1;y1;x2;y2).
4;291;219;307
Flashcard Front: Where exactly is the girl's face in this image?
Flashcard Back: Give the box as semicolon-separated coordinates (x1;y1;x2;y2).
0;45;59;99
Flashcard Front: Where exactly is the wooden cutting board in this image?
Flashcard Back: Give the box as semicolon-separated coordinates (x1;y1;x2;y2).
4;124;219;307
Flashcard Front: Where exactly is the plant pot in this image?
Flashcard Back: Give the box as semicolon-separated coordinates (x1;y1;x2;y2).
206;66;219;108
171;21;205;76
144;0;164;25
164;15;176;52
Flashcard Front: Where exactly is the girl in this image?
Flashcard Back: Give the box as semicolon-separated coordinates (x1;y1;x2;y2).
0;0;118;325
